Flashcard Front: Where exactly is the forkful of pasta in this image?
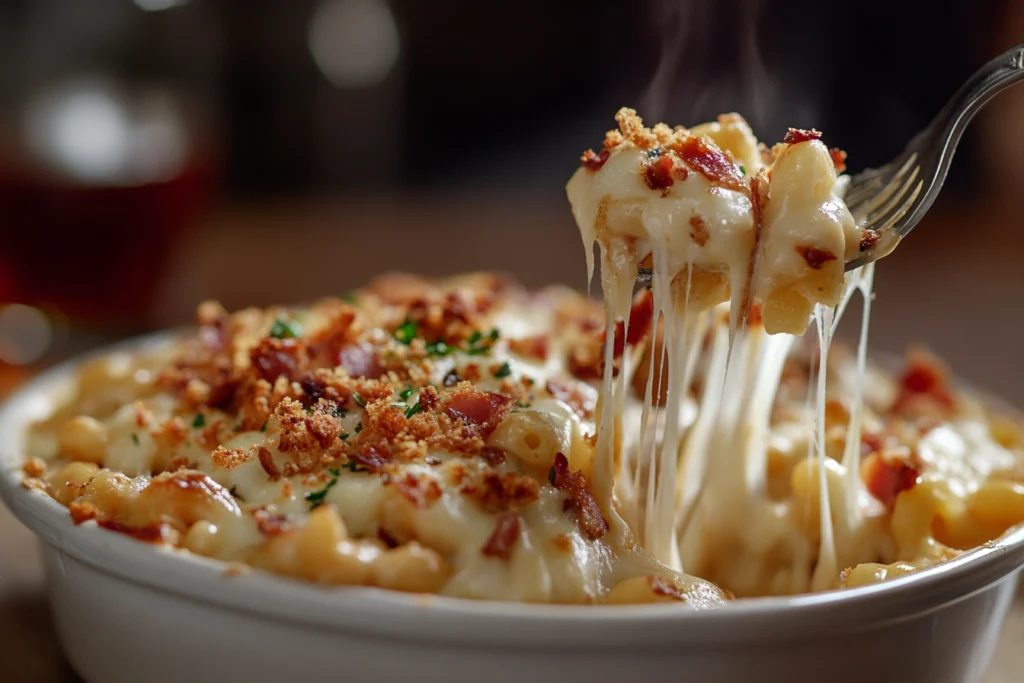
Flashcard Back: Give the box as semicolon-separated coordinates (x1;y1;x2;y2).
567;44;1024;337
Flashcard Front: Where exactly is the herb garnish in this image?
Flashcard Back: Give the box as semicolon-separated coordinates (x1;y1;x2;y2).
192;413;206;428
393;318;419;345
548;466;556;485
739;164;746;175
493;362;512;378
424;328;501;357
466;328;500;356
354;422;363;434
270;318;302;339
260;421;268;432
342;291;358;304
131;433;140;446
404;402;423;419
353;393;366;408
398;386;415;401
425;340;452;356
342;460;367;473
305;468;340;508
339;432;349;441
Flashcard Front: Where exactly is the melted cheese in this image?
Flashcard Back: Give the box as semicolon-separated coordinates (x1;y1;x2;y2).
568;110;1024;597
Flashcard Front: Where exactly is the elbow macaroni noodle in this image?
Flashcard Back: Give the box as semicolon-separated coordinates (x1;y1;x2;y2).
18;110;1024;606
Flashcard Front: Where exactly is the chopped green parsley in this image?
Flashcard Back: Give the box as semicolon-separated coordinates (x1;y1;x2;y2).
305;468;340;508
269;318;302;339
393;318;419;345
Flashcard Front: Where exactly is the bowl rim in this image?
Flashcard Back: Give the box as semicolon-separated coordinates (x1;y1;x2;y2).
3;330;1024;647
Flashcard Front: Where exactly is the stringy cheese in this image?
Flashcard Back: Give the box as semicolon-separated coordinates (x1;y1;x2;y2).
18;111;1024;605
567;109;1021;596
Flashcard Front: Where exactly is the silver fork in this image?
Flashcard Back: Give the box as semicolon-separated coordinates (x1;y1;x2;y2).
843;43;1024;270
635;43;1024;282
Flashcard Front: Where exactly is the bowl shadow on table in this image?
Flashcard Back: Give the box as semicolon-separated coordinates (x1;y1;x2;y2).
0;591;82;683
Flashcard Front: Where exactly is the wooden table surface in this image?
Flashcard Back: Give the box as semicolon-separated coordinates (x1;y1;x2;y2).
1;194;1022;681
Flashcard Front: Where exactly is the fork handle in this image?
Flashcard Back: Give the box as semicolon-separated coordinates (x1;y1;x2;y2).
923;44;1024;195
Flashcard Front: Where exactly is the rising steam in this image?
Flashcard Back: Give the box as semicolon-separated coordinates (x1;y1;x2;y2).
638;0;812;137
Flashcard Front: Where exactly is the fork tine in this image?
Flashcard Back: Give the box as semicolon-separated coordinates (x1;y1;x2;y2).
848;154;918;217
842;172;889;208
859;164;921;226
871;179;923;236
842;161;900;207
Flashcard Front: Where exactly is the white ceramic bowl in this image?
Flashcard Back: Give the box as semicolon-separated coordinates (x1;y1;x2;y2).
2;337;1024;683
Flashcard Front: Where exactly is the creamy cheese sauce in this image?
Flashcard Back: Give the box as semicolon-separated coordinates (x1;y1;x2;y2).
20;111;1024;606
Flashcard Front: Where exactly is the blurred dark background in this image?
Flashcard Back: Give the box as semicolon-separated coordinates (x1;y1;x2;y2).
0;0;1022;400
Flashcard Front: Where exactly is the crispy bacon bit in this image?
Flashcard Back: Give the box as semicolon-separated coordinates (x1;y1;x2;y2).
861;432;885;456
480;446;506;467
545;378;596;420
393;473;443;508
861;452;920;506
796;246;838;270
350;443;391;472
250;338;304;383
305;308;357;365
408;387;435;414
481;513;522;561
829;147;848;173
97;520;173;543
643;150;675;192
253;508;292;536
338;342;384;380
509;335;549;361
550;453;609;540
671;135;745;192
257;446;281;481
689;214;710;246
299;375;327;405
783;128;822;144
443;390;513;438
650;576;687;601
567;341;603;381
893;348;956;414
581;148;611;171
860;229;881;252
746;304;763;326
